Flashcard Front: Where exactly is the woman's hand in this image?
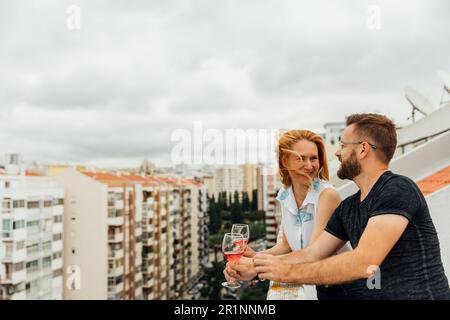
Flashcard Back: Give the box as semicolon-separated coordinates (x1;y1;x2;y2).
224;257;258;281
243;246;257;258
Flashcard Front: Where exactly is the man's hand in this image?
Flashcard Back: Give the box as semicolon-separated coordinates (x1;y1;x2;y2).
253;253;293;283
224;257;258;281
243;246;256;258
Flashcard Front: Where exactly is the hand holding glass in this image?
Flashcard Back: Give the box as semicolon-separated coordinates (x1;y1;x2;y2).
222;233;245;289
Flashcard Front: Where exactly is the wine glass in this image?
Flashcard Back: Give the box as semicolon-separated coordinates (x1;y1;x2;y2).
231;224;250;247
222;233;245;289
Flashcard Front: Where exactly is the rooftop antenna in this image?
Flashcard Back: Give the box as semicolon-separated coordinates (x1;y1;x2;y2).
437;70;450;107
404;86;434;123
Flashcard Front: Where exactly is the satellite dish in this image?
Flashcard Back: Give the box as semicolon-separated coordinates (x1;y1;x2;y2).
404;86;434;122
437;70;450;93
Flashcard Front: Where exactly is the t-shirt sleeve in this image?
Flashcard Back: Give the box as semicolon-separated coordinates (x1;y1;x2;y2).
325;204;349;241
368;176;421;221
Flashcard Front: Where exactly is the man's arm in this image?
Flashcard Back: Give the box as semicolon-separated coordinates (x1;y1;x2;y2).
255;214;409;284
275;229;346;264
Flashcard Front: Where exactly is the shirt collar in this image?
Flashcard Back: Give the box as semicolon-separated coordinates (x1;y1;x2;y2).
277;184;315;215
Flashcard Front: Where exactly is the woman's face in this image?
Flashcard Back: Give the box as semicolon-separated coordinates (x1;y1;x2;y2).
286;139;320;180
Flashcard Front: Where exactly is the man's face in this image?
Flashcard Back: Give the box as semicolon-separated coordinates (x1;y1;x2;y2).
335;125;362;180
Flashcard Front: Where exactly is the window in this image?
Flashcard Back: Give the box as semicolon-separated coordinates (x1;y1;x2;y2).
43;256;52;268
27;201;40;209
53;252;62;260
16;241;25;250
53;198;64;206
5;181;10;189
26;220;39;228
53;215;63;223
53;269;62;278
13;200;25;208
13;220;25;230
43;200;52;208
14;262;25;272
53;233;62;241
42;218;52;233
42;241;52;251
26;260;39;270
3;198;11;209
2;219;12;231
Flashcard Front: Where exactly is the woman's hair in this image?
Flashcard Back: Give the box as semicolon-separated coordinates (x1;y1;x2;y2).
278;129;330;187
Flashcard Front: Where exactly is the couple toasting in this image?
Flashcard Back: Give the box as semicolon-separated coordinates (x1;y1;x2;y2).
224;113;450;300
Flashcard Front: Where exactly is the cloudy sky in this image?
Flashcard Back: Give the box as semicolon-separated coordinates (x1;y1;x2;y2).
1;0;449;168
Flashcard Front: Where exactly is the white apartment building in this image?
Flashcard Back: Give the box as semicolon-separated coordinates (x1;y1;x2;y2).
323;122;346;146
214;165;244;197
0;154;64;300
213;164;257;200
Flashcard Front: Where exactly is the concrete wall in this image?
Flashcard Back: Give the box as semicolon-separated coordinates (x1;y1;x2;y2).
55;169;108;300
426;186;450;279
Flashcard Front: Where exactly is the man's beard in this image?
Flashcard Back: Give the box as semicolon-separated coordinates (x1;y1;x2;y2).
337;150;361;180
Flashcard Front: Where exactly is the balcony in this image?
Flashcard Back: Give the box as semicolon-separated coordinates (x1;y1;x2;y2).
52;240;63;252
108;233;124;243
3;269;27;284
108;249;124;260
3;248;26;263
108;265;124;277
4;229;26;242
108;216;124;226
10;290;27;300
53;222;63;234
108;283;123;295
52;258;63;270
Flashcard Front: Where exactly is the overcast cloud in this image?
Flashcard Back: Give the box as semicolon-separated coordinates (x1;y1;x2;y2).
1;0;449;167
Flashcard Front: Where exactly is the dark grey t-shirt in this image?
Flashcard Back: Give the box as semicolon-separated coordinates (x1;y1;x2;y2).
325;171;450;299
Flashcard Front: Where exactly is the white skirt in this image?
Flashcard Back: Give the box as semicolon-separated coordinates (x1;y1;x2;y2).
267;281;317;300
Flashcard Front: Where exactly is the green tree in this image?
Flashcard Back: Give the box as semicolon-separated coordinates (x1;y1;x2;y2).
242;192;250;212
251;189;258;211
247;210;265;222
200;261;227;299
231;191;243;223
249;221;266;241
208;196;221;235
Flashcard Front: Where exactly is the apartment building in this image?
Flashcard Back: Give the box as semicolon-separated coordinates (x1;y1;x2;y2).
55;169;207;300
257;166;281;247
0;154;64;300
55;170;143;300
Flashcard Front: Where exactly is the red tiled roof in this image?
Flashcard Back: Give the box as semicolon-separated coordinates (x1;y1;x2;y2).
416;166;450;196
0;170;42;177
25;170;43;177
82;171;204;189
83;171;162;187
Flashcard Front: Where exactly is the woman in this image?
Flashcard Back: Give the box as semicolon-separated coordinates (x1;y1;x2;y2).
224;129;363;299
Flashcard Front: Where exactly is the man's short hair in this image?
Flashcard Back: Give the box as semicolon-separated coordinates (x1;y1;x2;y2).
346;113;397;163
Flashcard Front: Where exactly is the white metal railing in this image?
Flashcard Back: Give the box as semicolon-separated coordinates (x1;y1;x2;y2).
337;130;450;199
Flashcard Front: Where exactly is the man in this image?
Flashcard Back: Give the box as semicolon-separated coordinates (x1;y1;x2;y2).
225;113;450;299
